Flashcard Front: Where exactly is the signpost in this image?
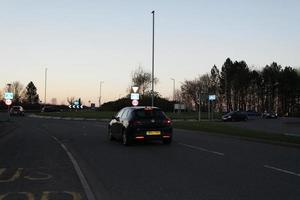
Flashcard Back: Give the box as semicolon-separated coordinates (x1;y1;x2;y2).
130;93;139;100
4;92;13;100
208;95;216;120
131;86;140;106
5;99;12;106
4;90;13;121
132;99;139;106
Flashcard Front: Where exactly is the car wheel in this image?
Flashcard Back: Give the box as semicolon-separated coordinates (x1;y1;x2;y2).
107;128;114;141
163;138;172;145
122;130;131;146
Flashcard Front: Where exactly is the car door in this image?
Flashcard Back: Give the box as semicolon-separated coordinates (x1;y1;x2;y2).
111;109;124;137
117;109;129;138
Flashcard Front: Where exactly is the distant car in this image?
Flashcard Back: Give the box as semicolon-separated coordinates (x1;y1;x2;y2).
41;106;60;112
222;111;248;122
262;112;278;119
10;106;25;116
108;106;173;145
246;110;260;117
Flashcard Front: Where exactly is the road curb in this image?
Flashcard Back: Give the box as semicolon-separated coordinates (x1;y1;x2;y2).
28;114;109;122
174;128;300;149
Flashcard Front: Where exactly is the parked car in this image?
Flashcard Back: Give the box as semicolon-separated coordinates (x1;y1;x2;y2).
262;111;278;119
108;106;173;145
10;106;25;116
222;111;248;122
246;110;261;117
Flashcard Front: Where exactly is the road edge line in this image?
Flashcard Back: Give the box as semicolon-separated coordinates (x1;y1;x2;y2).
51;136;97;200
264;165;300;177
178;142;225;156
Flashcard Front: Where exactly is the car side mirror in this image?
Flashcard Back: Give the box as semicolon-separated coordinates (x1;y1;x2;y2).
112;116;120;121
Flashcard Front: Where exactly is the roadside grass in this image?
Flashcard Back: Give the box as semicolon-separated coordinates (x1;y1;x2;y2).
37;110;220;120
173;121;300;145
38;110;114;119
35;110;300;146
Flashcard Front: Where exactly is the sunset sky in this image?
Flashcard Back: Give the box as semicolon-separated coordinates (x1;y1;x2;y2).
1;0;299;105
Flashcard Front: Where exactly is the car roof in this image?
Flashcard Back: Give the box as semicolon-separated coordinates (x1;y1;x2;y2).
126;106;160;110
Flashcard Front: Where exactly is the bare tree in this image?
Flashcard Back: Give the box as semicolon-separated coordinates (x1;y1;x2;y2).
131;66;158;95
67;97;75;105
11;81;24;103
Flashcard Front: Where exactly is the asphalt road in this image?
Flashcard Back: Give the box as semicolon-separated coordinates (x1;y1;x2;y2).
0;115;300;200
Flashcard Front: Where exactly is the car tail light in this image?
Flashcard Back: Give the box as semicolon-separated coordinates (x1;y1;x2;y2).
163;118;172;125
163;135;171;138
135;136;145;139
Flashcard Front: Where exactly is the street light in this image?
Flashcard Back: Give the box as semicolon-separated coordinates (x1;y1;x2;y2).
44;68;47;108
170;78;175;101
99;81;104;108
151;10;155;107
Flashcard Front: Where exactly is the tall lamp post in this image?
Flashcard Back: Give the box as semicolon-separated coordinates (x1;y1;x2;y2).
151;10;155;107
99;81;104;108
171;78;175;101
44;68;47;108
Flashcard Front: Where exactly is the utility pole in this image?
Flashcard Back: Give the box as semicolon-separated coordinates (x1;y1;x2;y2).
171;78;175;101
151;10;155;107
197;91;201;121
44;68;47;108
99;81;104;108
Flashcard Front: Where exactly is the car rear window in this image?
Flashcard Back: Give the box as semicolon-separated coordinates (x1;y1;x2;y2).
134;109;166;119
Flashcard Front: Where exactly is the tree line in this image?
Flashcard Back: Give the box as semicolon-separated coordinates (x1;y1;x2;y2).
1;81;40;104
180;58;300;114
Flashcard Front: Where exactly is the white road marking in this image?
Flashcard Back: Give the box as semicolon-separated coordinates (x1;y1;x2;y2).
264;165;300;177
51;136;97;200
178;143;224;156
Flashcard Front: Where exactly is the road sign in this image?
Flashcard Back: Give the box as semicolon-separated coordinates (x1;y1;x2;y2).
132;100;139;106
5;99;12;106
4;92;13;100
130;93;140;100
209;95;216;101
132;86;139;93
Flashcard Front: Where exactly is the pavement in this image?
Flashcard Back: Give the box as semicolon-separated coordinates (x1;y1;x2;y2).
0;115;299;200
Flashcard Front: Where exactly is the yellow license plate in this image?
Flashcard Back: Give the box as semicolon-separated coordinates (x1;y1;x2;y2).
146;131;161;135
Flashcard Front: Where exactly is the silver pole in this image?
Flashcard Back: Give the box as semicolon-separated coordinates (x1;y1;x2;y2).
99;81;104;108
171;78;175;101
44;68;47;107
151;10;155;107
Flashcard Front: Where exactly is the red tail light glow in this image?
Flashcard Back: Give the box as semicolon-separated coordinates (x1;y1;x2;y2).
163;118;172;125
135;136;145;139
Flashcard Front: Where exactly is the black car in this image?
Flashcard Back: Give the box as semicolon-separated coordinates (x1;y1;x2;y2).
262;112;278;119
108;106;173;145
222;111;248;122
10;106;25;116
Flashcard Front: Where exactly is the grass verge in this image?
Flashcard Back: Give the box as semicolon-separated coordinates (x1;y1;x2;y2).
37;111;114;119
36;111;300;146
173;121;300;146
